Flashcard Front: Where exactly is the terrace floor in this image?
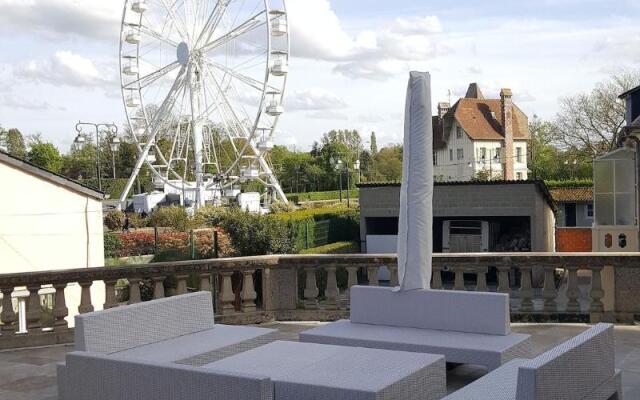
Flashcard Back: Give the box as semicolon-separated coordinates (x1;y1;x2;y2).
0;322;639;400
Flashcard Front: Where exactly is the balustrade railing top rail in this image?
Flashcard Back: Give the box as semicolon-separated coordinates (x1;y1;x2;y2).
1;252;639;351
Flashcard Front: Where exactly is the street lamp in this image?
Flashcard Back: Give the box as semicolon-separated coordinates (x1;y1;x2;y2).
331;155;360;208
109;136;121;179
74;121;118;191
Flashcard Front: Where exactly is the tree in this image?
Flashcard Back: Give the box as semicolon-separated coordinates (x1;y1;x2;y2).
370;132;378;155
554;69;640;157
4;128;26;158
374;145;403;181
27;142;63;173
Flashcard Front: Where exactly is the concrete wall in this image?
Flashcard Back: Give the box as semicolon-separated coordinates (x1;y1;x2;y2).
556;202;594;228
0;161;105;324
360;183;556;253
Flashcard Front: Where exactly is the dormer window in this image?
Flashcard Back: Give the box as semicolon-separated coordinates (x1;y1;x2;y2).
456;127;464;139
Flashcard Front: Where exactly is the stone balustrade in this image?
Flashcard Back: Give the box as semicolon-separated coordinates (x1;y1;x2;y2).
0;253;638;350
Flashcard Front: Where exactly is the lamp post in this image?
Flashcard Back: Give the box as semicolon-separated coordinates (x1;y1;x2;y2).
331;155;360;208
74;122;119;191
110;137;121;179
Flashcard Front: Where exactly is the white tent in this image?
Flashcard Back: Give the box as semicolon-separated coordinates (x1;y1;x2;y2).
396;71;434;291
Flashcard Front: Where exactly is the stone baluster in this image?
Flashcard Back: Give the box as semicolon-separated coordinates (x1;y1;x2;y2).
497;266;510;294
542;266;558;313
176;274;189;295
78;282;94;314
1;287;16;335
52;283;69;331
303;267;319;309
565;266;580;313
128;278;141;304
199;273;211;292
103;280;119;309
152;276;166;299
26;285;42;331
367;266;379;286
240;270;257;312
389;264;399;287
219;271;236;314
475;267;488;292
431;266;443;289
454;266;465;290
345;266;359;309
589;266;605;315
519;266;534;312
325;267;339;310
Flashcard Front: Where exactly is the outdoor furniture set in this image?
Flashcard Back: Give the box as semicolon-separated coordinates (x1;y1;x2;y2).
58;290;622;400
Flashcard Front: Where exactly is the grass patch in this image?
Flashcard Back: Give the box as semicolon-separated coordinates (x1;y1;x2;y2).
300;241;361;254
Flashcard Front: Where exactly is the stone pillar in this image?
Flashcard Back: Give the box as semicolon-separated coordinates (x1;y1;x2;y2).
26;285;42;331
128;278;141;304
199;273;211;292
519;266;533;312
566;266;580;313
240;270;257;313
176;275;189;295
367;266;379;286
325;267;339;310
0;287;16;335
78;282;94;314
303;267;319;309
590;266;605;322
497;266;510;294
52;283;69;331
542;266;558;313
389;264;399;287
152;276;166;299
219;271;236;314
432;266;443;289
454;266;465;290
103;280;119;309
476;267;488;292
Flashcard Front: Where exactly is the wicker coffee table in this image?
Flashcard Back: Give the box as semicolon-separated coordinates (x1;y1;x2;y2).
204;340;446;400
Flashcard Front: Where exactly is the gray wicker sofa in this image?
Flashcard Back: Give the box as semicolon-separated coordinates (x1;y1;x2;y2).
300;286;532;370
58;292;276;400
442;323;622;400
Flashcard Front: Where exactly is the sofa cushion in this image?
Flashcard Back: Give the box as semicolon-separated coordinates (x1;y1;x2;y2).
350;286;511;335
442;358;528;400
75;292;215;354
113;325;276;364
63;351;273;400
515;323;615;400
300;320;530;370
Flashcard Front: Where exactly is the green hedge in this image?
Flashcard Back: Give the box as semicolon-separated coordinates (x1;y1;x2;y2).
81;178;154;199
287;189;359;204
274;207;360;252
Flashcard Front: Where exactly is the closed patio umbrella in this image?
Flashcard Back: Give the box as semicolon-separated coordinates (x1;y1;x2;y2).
396;71;434;291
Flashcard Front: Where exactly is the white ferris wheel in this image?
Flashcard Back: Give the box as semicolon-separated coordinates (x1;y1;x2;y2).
118;0;290;208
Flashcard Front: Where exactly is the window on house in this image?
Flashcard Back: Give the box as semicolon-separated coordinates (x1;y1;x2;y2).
433;152;438;166
449;149;453;161
586;204;594;218
456;127;464;139
516;147;523;163
457;148;464;160
495;147;502;163
480;147;487;161
516;172;523;180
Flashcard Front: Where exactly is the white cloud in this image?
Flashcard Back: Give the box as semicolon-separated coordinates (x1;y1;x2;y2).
392;16;443;35
0;94;64;111
0;0;122;40
14;51;116;88
286;89;348;111
307;110;349;121
287;0;444;80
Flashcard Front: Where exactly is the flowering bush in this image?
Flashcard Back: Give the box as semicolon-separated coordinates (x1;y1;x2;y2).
108;229;234;259
104;210;126;231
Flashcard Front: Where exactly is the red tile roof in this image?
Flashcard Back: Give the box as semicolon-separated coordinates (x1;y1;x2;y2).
549;187;593;203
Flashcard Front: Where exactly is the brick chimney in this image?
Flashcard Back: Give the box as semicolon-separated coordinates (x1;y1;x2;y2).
437;102;450;118
500;88;514;180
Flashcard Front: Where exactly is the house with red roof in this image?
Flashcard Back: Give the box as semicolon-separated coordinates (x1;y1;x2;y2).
433;83;531;182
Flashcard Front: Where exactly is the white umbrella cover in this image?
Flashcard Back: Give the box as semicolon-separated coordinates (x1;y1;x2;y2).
396;71;434;291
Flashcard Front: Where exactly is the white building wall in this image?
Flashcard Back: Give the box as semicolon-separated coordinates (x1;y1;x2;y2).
434;122;475;181
0;161;105;326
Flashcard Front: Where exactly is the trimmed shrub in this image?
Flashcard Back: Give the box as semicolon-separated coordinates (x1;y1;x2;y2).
147;206;191;231
219;209;295;256
104;210;125;231
104;232;123;258
287;189;359;203
544;179;593;189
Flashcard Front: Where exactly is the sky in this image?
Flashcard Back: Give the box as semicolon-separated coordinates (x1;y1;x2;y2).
0;0;639;153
